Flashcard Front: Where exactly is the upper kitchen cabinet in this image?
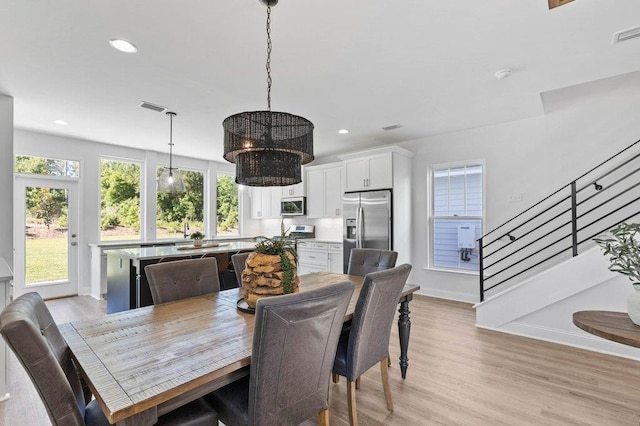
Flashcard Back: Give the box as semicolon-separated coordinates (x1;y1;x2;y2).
305;162;344;218
340;147;413;192
281;182;305;197
343;153;393;191
250;187;282;219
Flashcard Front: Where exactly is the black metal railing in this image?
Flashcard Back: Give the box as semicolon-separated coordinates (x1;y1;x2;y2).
479;138;640;301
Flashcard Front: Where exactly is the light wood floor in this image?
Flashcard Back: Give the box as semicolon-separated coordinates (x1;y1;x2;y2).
2;295;640;425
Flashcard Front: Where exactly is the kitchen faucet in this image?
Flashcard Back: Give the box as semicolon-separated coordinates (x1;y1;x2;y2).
183;221;190;239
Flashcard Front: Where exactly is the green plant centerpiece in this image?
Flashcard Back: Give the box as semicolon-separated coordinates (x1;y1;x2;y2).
594;222;640;325
189;231;205;247
240;236;299;308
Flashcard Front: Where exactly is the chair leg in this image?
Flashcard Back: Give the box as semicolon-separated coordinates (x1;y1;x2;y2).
332;373;339;383
355;377;361;389
380;357;393;412
318;409;330;426
347;380;358;426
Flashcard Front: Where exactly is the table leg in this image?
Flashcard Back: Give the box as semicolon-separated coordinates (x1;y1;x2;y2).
397;293;413;379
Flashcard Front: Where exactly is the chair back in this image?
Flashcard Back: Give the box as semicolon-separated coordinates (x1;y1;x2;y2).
145;257;220;304
347;248;398;276
0;292;86;425
231;252;250;288
347;264;412;380
249;281;354;425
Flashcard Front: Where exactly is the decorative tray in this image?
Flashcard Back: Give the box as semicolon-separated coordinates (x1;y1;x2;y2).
236;298;255;314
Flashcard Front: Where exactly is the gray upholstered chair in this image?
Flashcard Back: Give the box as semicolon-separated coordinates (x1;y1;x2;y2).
208;280;355;426
231;252;251;289
145;257;220;304
202;252;231;289
347;248;398;276
332;264;412;426
0;292;218;426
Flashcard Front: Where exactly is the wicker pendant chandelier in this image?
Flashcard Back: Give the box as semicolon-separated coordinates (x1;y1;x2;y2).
222;0;314;187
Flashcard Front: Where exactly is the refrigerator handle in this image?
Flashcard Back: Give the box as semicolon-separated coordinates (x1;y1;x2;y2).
356;206;364;248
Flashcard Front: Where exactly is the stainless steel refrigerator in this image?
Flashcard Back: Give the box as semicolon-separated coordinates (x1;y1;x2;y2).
343;190;392;272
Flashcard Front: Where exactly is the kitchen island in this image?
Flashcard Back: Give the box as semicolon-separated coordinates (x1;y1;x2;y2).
105;241;256;314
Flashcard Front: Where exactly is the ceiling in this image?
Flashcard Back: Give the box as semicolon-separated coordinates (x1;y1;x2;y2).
2;0;640;162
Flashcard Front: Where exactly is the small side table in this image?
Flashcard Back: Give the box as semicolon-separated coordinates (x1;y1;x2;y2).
573;311;640;348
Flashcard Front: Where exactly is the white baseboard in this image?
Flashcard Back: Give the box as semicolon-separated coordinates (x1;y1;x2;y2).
476;321;640;362
416;287;477;304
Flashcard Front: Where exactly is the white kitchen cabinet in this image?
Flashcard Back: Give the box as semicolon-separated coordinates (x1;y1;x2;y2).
281;182;305;197
344;152;393;191
250;187;282;219
297;241;343;275
0;257;12;402
328;243;344;273
305;163;344;218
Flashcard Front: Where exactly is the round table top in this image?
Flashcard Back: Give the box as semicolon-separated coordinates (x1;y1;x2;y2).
573;310;640;348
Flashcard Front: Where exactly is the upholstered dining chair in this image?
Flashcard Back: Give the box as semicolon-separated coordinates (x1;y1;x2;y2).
157;255;193;263
347;248;398;276
145;257;220;304
201;252;231;289
208;280;355;426
231;252;251;289
332;264;412;426
0;292;218;426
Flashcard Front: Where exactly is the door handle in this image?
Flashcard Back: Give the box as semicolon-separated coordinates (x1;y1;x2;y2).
70;242;77;246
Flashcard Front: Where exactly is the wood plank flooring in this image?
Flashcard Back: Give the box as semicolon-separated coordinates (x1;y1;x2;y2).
2;295;640;425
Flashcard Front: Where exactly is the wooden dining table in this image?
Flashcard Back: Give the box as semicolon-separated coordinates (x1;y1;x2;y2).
59;272;420;425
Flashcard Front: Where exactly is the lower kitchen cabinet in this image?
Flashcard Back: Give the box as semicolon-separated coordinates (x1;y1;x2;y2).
297;241;343;275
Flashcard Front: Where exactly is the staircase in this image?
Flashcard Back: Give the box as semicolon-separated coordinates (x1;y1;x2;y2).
475;138;640;360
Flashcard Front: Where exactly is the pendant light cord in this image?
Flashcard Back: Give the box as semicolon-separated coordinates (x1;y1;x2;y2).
167;111;176;174
266;6;272;112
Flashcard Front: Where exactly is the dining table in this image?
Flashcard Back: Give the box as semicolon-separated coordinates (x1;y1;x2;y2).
59;272;420;425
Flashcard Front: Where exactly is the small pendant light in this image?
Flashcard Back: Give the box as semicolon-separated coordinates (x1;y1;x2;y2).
157;111;186;194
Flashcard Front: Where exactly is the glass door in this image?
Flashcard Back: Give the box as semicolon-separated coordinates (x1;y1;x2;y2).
14;176;78;299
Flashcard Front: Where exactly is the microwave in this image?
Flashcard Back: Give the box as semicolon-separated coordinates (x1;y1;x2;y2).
281;197;306;216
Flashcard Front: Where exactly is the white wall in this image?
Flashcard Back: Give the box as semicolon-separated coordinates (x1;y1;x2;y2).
0;94;13;267
402;77;640;302
14;129;245;296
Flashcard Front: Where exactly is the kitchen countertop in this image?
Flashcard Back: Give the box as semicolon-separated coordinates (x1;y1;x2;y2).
89;237;257;248
104;241;257;260
297;239;343;245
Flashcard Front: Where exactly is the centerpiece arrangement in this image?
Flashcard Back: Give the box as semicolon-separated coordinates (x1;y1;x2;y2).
189;231;205;247
594;222;640;324
240;236;299;309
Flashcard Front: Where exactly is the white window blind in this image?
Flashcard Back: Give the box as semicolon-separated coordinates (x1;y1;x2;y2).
431;164;483;271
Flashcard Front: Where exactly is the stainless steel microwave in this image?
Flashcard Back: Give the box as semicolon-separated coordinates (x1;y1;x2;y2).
281;197;306;216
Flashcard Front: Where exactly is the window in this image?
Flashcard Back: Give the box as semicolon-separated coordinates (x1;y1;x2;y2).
15;155;79;177
156;169;204;240
100;159;141;241
430;163;483;272
216;173;239;236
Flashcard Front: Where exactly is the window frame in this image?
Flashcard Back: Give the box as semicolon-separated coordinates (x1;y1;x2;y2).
427;160;485;275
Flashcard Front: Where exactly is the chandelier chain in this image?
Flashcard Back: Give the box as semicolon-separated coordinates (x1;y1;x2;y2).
266;6;272;112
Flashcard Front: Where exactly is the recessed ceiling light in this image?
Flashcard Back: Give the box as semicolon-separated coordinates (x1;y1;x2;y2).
338;129;349;134
53;120;69;126
109;39;138;53
495;69;512;80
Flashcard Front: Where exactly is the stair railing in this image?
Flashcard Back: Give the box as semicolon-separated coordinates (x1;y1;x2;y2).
479;139;640;301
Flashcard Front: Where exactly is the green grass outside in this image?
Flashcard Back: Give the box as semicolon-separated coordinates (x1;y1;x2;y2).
26;237;67;283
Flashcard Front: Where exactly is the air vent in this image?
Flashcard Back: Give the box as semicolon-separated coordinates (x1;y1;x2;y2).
138;101;167;113
382;124;402;131
613;26;640;44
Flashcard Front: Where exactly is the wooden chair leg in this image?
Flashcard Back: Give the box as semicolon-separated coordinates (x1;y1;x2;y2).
318;409;330;426
380;357;393;412
355;377;361;389
332;373;339;383
347;380;358;426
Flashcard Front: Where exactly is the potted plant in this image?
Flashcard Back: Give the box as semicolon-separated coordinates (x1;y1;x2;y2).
240;236;299;308
593;222;640;324
189;231;205;247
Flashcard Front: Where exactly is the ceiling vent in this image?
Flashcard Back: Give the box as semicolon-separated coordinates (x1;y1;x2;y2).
382;124;402;131
613;26;640;44
138;101;167;113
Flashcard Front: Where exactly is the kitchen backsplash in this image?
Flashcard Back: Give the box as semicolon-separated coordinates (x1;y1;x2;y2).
260;217;342;241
